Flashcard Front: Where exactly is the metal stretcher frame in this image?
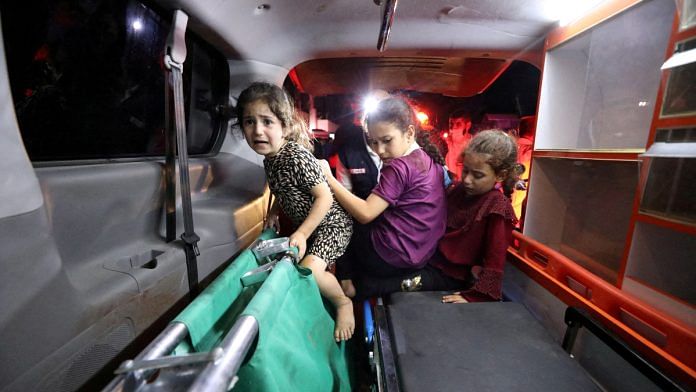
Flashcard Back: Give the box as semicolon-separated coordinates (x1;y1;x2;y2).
373;303;400;392
103;315;259;392
371;294;688;392
102;233;296;392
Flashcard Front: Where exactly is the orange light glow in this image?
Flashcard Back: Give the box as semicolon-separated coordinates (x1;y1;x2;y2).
443;132;449;139
416;111;429;124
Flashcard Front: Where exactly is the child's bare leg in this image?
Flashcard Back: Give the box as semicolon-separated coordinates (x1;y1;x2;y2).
301;255;355;341
340;279;356;298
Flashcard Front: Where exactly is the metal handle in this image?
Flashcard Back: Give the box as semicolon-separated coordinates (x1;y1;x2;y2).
377;0;398;52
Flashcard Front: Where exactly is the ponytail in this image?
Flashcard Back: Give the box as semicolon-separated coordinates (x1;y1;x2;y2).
415;131;446;166
501;162;525;198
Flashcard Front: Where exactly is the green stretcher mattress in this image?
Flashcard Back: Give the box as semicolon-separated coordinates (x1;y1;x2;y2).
170;229;351;391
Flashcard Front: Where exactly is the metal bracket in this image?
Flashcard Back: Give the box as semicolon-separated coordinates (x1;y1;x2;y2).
241;252;298;287
115;348;222;374
251;237;291;260
164;9;188;70
240;259;278;287
377;0;398;52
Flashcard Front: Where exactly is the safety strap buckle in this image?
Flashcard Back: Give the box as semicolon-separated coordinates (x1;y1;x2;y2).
181;232;201;256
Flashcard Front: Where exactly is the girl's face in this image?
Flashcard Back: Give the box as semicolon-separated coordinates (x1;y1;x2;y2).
460;152;503;196
242;100;286;157
366;121;415;163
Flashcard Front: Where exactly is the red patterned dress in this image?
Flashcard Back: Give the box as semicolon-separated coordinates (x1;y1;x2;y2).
429;184;517;302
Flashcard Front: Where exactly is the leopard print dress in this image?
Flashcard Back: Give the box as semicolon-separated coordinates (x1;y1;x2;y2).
264;141;353;267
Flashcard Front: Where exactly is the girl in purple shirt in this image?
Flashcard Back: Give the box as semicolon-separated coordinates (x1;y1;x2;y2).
321;96;447;298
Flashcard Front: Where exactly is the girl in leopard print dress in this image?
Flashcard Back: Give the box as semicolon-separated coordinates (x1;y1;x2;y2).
236;82;354;342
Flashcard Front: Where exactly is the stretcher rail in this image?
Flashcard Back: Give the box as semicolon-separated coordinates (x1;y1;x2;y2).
188;315;259;391
103;322;189;392
102;233;292;392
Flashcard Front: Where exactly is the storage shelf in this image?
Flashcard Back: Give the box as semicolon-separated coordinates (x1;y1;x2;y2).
524;158;639;284
635;213;696;235
535;0;675;152
623;276;696;311
534;150;642;161
624;221;696;311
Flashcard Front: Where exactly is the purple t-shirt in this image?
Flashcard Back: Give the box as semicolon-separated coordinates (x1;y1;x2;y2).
370;148;447;268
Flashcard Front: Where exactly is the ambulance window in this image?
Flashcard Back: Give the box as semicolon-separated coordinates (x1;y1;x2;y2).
0;0;228;161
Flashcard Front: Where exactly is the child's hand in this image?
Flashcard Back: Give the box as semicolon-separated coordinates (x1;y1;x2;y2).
318;159;333;179
441;292;469;303
289;231;307;259
264;213;280;232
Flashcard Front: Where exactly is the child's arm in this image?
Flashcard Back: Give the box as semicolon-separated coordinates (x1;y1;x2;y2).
264;197;281;230
459;215;509;302
289;181;333;258
335;159;353;192
319;160;388;224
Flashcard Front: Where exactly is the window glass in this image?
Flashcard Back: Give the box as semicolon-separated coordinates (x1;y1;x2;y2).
677;0;696;30
626;222;696;307
641;129;696;223
1;0;227;161
641;161;696;224
661;38;696;118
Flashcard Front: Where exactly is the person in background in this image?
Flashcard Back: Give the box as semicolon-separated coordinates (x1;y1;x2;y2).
444;109;473;180
311;128;331;160
320;96;448;299
237;82;355;341
511;115;535;223
333;96;381;199
427;127;449;159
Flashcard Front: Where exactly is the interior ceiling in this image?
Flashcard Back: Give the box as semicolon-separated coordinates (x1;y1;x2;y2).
159;0;559;96
293;57;511;97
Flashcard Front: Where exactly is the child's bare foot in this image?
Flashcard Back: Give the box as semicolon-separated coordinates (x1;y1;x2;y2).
334;298;355;342
340;279;356;298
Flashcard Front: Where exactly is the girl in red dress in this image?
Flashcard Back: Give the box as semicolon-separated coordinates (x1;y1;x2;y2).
429;129;523;302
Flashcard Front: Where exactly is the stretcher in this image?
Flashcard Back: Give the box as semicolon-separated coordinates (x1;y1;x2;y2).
369;292;686;392
103;229;351;392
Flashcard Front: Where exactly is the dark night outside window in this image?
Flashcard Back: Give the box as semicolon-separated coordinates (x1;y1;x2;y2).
1;0;227;161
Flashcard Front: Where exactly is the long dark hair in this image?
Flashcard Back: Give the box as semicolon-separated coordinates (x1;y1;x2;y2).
365;97;446;166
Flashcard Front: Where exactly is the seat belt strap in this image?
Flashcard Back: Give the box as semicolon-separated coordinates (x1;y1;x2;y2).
165;10;200;298
164;57;176;243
